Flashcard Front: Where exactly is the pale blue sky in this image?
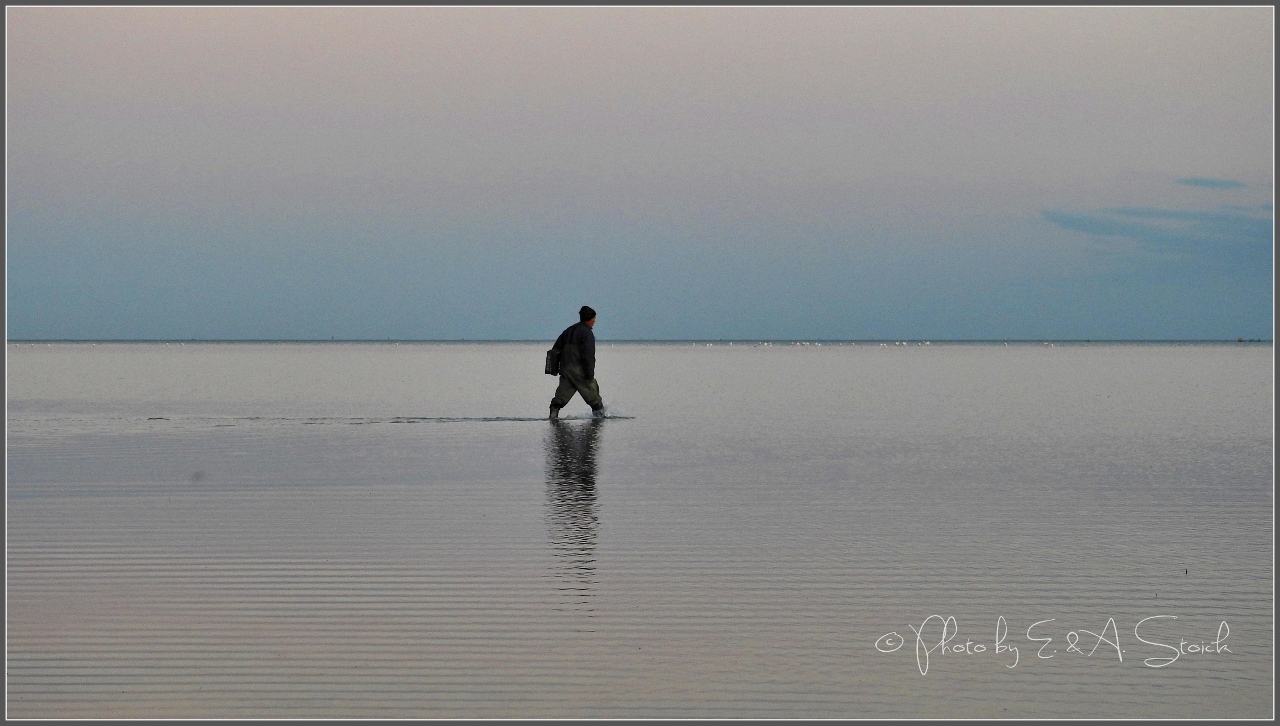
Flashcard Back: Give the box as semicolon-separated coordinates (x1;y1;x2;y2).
7;7;1273;340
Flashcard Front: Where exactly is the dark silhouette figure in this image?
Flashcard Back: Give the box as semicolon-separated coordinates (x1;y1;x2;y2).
544;418;602;611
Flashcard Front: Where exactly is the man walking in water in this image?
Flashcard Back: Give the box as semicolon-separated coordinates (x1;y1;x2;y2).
550;306;604;419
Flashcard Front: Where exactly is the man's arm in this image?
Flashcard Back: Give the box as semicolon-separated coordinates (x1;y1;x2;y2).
581;327;596;380
552;326;570;351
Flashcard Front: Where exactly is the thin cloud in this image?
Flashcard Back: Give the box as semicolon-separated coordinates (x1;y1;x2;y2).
1175;177;1247;189
1042;204;1272;266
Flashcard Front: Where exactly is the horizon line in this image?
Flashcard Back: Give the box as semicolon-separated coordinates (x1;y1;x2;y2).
6;338;1273;344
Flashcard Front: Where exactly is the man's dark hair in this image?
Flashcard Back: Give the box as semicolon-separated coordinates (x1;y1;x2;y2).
579;305;597;323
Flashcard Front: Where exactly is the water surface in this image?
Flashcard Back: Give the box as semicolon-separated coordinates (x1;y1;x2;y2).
7;342;1273;717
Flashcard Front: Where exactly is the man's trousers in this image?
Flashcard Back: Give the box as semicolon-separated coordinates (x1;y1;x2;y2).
551;369;603;411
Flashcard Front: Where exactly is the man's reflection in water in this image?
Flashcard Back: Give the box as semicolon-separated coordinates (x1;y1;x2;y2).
544;418;602;612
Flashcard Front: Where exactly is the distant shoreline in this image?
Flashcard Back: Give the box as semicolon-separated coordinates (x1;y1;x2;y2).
7;338;1273;345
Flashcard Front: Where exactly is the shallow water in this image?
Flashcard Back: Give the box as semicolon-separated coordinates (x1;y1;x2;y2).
6;341;1273;718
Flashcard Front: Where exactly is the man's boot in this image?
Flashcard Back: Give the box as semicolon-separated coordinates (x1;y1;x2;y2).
549;406;560;420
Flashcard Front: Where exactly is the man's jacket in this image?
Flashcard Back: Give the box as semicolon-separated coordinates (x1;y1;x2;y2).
553;322;596;380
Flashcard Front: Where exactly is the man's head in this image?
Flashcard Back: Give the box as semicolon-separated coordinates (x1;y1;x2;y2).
579;305;597;326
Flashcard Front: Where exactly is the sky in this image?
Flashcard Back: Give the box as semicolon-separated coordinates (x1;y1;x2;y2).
6;6;1274;340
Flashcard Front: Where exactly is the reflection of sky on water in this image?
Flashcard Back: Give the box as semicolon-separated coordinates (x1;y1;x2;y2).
544;419;602;612
6;343;1273;717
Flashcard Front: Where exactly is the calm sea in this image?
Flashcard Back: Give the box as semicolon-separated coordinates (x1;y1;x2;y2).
6;341;1273;718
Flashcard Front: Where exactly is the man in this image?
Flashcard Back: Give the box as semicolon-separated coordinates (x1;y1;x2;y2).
549;305;604;419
